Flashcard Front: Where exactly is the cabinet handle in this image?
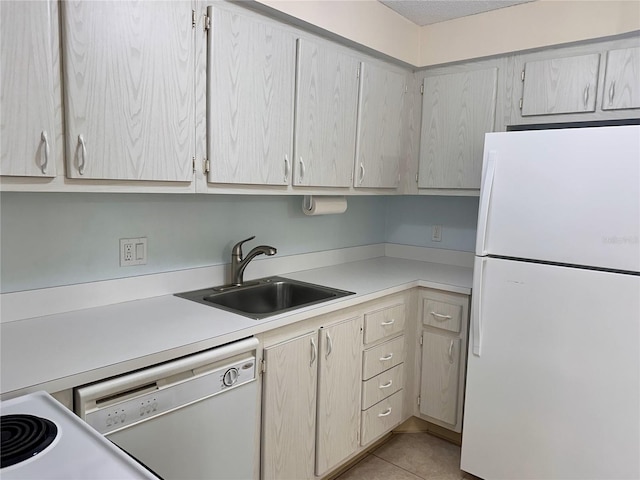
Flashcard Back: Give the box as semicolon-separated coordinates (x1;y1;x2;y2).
448;340;455;364
359;162;365;185
378;407;392;417
583;83;590;109
609;81;616;105
326;332;333;357
430;312;452;321
379;380;393;389
379;353;393;361
40;131;49;174
381;319;395;326
310;337;317;366
284;155;289;182
77;134;87;175
299;157;305;181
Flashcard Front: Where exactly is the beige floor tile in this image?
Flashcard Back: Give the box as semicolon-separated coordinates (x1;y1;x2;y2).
336;454;423;480
372;433;466;480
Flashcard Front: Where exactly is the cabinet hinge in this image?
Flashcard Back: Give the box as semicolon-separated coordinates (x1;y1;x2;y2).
191;9;196;28
204;159;210;173
261;359;266;373
415;173;419;183
419;335;423;346
519;98;523;110
521;70;525;82
204;14;211;31
356;66;360;79
417;395;421;406
404;85;408;94
192;157;196;174
420;84;424;95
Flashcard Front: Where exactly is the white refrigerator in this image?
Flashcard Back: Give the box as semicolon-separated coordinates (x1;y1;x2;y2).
461;125;640;480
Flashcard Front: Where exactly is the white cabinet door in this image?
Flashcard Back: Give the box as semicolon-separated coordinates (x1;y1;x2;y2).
62;1;194;181
521;53;600;116
262;331;318;480
419;332;460;426
207;6;295;185
315;316;363;476
419;68;497;189
1;1;58;177
354;62;405;188
602;46;640;111
294;38;360;187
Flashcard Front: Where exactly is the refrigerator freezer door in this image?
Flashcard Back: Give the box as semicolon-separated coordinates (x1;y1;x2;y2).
462;257;640;480
476;125;640;272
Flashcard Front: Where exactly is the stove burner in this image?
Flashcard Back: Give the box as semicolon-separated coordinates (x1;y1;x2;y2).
1;414;58;468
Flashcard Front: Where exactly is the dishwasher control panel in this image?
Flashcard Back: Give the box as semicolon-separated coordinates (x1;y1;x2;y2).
78;355;256;436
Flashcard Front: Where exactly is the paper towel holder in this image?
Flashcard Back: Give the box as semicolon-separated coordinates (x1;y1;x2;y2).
303;195;313;212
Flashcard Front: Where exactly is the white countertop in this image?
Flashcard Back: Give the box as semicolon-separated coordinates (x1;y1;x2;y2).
0;257;472;397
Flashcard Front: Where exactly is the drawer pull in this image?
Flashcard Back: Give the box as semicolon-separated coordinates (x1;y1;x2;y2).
448;339;455;364
430;311;452;321
326;332;333;358
378;407;392;417
379;353;393;361
379;380;393;389
381;319;395;326
310;337;317;366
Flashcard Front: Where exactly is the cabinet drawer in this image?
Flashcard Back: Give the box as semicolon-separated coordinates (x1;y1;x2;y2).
360;390;403;446
422;298;462;333
363;303;405;344
362;363;403;410
362;335;404;380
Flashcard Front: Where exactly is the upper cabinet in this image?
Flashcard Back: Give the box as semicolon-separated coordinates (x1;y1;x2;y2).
206;6;295;185
510;39;640;125
1;1;59;178
61;1;194;181
354;62;406;189
294;38;360;188
520;54;600;116
418;68;498;190
601;46;640;111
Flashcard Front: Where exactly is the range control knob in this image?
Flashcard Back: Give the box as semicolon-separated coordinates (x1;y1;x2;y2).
223;368;239;387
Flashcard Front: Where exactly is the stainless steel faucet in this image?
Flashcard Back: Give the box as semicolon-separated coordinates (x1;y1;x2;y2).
231;236;277;286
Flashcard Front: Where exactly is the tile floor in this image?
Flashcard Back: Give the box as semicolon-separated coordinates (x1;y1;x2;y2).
335;433;479;480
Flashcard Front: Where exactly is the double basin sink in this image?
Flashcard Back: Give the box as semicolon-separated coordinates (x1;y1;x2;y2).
176;277;354;320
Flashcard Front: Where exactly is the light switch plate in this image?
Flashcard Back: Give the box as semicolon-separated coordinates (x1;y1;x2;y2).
120;237;147;266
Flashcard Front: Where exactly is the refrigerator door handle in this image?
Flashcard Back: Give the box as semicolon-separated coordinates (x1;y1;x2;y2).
476;150;497;255
471;256;486;356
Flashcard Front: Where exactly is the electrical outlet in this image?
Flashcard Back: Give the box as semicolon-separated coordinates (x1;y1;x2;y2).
120;237;147;266
432;225;442;242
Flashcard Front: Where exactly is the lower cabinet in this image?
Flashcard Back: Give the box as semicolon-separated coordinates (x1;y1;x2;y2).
261;315;363;479
261;331;318;480
315;317;363;476
418;289;470;433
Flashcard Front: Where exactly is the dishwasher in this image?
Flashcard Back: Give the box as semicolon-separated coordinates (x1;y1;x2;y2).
75;337;259;480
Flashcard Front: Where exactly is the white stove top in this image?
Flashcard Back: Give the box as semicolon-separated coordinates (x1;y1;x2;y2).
0;392;158;479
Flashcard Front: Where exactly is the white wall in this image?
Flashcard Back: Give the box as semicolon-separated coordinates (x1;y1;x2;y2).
0;193;479;293
255;0;640;67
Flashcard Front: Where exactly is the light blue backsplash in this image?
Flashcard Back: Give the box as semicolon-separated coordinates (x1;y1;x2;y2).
0;193;478;293
385;196;479;252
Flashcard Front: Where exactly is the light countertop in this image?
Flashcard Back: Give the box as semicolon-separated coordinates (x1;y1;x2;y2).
0;257;472;397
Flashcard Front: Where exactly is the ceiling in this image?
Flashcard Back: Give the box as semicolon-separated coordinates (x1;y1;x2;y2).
379;0;535;26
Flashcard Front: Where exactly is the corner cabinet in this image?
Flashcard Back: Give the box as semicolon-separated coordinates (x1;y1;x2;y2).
61;1;194;181
354;62;406;189
1;0;60;178
418;289;469;433
206;6;295;185
418;68;498;190
293;38;360;188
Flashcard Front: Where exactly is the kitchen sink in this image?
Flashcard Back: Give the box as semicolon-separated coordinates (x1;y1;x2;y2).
175;276;354;319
